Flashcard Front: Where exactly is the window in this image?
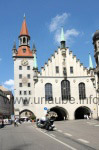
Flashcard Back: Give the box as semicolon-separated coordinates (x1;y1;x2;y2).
70;67;73;74
45;83;53;101
28;83;31;87
27;66;30;70
23;98;29;106
19;83;22;87
27;74;30;79
79;83;86;100
63;67;66;76
29;91;31;95
19;74;22;79
61;80;71;100
20;38;22;45
23;37;26;43
24;91;27;95
56;66;59;73
19;66;22;70
23;48;26;53
19;91;22;95
27;39;28;44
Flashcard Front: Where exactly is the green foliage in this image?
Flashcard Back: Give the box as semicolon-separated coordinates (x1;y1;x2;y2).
30;114;36;120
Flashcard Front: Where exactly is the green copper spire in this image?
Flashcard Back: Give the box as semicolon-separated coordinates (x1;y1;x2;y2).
34;55;38;69
60;27;66;49
89;53;93;69
61;27;65;42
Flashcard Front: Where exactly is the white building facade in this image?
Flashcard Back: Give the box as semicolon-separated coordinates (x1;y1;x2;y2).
13;17;98;120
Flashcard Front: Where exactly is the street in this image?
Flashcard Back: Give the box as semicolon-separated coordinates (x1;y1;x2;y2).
0;120;99;150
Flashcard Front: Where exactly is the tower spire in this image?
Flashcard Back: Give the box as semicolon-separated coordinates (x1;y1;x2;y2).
61;27;65;42
89;53;93;69
20;15;29;37
32;43;36;52
33;55;38;69
24;13;26;19
60;27;66;49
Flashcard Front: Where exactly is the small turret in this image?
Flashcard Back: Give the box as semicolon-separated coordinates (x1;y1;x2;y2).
32;43;36;53
89;53;94;78
12;41;17;57
89;53;93;69
93;30;99;66
33;55;38;70
93;30;99;91
33;47;38;83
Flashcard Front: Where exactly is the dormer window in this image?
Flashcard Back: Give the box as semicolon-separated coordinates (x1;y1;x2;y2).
23;48;26;53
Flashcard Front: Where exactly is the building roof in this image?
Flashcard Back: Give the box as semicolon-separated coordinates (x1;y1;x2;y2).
0;86;14;99
0;86;9;92
16;46;33;57
20;17;29;37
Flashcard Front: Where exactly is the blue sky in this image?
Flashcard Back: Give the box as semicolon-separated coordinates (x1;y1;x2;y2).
0;0;98;91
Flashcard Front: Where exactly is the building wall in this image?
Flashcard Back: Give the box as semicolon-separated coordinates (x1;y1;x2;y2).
14;57;35;116
34;48;97;119
0;90;10;118
13;45;97;120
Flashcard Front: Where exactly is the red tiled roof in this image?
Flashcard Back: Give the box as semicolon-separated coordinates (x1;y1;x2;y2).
17;46;33;57
20;19;29;36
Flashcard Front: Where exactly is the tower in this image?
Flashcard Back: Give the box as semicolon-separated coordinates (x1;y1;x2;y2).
12;16;36;118
93;30;99;91
89;53;93;69
60;28;67;78
60;27;66;49
32;44;38;83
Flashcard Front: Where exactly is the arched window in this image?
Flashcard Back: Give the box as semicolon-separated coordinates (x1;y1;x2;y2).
20;38;22;45
61;80;71;100
45;83;53;101
23;37;26;43
79;83;86;100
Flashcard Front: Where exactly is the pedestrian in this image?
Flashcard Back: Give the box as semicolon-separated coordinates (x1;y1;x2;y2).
1;119;4;128
14;118;18;127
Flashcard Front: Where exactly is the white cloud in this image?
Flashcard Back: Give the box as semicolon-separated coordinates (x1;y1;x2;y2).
3;79;14;91
49;13;80;46
54;28;80;45
49;13;70;32
4;79;14;86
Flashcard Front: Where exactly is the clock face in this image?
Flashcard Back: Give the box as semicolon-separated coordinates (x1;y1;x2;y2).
21;59;28;66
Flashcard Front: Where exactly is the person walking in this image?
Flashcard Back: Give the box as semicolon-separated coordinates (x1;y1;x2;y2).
14;118;18;127
1;119;4;128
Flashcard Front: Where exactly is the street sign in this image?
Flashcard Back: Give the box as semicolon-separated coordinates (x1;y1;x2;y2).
44;107;48;110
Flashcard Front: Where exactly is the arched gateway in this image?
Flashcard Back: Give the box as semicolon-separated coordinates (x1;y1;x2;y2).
50;106;68;121
19;109;36;119
75;106;91;119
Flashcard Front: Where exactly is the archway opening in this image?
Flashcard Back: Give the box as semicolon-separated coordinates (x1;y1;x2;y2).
75;106;91;119
50;106;68;121
19;109;36;120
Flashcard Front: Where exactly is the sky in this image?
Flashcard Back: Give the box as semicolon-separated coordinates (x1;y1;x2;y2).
0;0;99;92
